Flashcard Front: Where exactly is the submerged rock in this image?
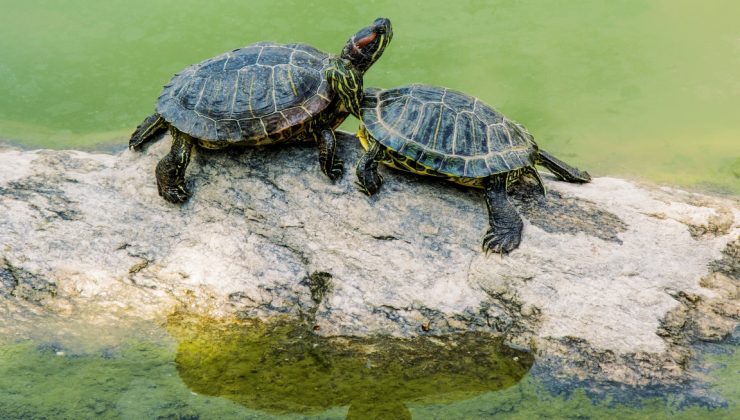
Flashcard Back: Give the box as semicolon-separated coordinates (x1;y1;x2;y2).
0;135;737;388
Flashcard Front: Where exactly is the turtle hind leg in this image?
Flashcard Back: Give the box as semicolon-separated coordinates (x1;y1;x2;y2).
522;166;547;196
482;173;523;255
130;113;168;151
355;140;385;196
155;129;194;203
537;149;592;183
317;128;344;181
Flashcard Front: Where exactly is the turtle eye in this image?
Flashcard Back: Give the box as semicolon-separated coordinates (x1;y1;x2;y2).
373;17;390;33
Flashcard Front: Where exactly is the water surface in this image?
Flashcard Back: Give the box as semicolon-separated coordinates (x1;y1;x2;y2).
0;314;736;419
1;0;738;193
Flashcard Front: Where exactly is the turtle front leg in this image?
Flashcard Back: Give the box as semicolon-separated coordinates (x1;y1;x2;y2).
317;128;344;181
355;141;385;196
482;174;523;254
129;113;167;151
155;129;194;204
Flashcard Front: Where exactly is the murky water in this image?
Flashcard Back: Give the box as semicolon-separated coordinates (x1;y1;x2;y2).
171;315;534;418
1;1;738;418
0;313;737;419
1;0;738;193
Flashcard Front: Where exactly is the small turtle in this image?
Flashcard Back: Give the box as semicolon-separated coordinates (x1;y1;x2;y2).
354;84;591;254
129;18;392;203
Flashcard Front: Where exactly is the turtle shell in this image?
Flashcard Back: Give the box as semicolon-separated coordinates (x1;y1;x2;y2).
157;42;333;143
361;84;538;178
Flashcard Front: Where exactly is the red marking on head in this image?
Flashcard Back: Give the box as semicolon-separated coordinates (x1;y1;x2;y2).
354;32;377;49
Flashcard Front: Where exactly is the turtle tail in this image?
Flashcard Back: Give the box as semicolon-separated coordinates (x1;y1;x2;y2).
129;113;168;151
536;149;592;183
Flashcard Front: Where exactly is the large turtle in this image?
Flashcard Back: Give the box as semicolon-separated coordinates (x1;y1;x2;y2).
353;84;592;254
129;18;392;203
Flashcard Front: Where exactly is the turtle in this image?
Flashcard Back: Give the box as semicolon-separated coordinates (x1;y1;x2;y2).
352;84;592;254
129;18;393;203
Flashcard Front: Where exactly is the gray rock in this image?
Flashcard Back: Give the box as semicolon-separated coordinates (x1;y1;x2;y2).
0;134;737;387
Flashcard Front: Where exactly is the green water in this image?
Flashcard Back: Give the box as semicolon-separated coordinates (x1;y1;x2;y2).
1;0;738;193
0;315;737;419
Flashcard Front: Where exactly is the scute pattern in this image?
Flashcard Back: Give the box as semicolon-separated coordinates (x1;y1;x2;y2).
361;84;538;178
157;42;332;142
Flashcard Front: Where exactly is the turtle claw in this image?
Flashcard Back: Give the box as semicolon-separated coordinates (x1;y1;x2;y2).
356;171;383;196
482;225;522;255
355;182;369;195
355;182;373;196
326;158;344;181
578;170;592;182
158;184;191;204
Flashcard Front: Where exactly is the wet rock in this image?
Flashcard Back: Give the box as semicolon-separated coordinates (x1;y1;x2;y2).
658;239;739;349
0;257;57;301
0;135;737;388
709;237;740;279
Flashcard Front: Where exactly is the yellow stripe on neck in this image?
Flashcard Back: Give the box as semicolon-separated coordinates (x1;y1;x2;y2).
357;125;371;151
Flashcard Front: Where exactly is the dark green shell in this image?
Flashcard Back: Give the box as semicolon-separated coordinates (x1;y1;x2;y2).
360;84;538;178
157;42;333;142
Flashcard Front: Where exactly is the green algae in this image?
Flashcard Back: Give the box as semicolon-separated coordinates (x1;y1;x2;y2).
410;337;740;419
0;339;249;419
168;314;534;418
0;313;534;419
0;314;736;419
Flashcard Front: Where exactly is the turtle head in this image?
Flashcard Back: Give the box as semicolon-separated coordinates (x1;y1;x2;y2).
326;59;363;118
341;17;393;74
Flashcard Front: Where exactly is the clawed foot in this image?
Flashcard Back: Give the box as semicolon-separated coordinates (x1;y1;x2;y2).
158;182;191;204
324;158;344;181
558;169;591;183
576;170;592;183
356;171;383;196
482;223;523;255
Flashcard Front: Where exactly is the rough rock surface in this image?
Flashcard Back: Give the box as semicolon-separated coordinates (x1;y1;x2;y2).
0;134;737;387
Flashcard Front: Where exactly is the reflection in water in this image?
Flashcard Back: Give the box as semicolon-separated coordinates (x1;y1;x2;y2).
168;314;534;418
0;318;734;418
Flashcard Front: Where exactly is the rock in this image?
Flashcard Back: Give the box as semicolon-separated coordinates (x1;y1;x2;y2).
0;134;737;388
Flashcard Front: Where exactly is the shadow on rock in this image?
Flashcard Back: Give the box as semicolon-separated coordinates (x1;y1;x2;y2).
509;177;628;243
